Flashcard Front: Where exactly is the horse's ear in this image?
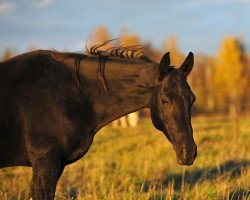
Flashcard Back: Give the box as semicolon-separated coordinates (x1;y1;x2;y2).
179;52;194;77
159;52;171;80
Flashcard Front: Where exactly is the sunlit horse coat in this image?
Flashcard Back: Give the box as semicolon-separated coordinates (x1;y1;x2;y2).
0;42;197;199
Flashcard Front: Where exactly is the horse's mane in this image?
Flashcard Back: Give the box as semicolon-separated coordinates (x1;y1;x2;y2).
85;39;152;62
52;39;154;93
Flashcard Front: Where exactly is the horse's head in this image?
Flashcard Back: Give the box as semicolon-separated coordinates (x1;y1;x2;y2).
150;52;197;165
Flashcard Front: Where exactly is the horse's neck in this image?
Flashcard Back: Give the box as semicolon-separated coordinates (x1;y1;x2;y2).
81;58;158;131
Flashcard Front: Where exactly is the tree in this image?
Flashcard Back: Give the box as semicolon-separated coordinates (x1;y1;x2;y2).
189;54;215;114
1;49;15;61
165;36;184;66
213;36;247;116
119;27;141;46
88;26;112;50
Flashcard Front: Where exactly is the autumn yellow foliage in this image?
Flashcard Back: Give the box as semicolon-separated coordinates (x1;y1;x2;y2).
89;26;112;50
213;36;247;113
119;28;141;46
166;36;184;66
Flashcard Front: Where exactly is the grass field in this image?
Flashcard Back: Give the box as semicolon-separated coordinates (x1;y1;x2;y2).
0;116;250;200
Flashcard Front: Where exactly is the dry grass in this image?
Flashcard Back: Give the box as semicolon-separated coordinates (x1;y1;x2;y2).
1;116;250;199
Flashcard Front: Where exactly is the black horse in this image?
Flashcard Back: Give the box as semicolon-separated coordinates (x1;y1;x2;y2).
0;43;197;199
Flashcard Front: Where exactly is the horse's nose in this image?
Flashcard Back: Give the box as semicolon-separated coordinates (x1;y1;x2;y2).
180;146;188;160
177;144;197;166
192;145;197;159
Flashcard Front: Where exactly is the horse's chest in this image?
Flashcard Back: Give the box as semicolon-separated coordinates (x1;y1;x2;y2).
65;136;93;165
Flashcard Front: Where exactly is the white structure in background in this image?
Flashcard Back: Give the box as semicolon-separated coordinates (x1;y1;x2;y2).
112;112;139;128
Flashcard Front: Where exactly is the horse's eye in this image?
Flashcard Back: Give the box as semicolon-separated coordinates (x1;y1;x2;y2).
161;98;170;104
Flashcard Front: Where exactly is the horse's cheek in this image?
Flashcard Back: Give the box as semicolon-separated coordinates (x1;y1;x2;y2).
150;99;164;131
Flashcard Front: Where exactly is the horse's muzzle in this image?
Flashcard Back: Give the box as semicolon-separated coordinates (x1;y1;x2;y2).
176;143;197;166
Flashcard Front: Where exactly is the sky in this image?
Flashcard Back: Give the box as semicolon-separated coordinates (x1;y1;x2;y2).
0;0;250;56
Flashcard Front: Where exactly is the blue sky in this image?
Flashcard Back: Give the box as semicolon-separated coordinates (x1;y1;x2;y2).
0;0;250;56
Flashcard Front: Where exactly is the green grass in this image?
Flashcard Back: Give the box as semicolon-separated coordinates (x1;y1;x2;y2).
1;116;250;199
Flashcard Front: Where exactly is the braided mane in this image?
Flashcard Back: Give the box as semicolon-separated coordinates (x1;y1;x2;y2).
52;39;154;93
85;39;150;61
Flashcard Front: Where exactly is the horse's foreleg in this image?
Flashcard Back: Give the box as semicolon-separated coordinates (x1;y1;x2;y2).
28;150;64;200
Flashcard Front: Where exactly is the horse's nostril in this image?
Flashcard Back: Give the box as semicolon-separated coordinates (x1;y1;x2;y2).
190;145;197;160
180;146;188;160
193;145;197;158
193;150;197;158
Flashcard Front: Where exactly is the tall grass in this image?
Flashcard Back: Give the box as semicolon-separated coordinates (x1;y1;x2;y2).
0;116;250;199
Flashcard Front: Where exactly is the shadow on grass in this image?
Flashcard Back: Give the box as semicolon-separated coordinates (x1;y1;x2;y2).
229;188;250;200
142;160;249;197
167;160;249;189
66;160;250;200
